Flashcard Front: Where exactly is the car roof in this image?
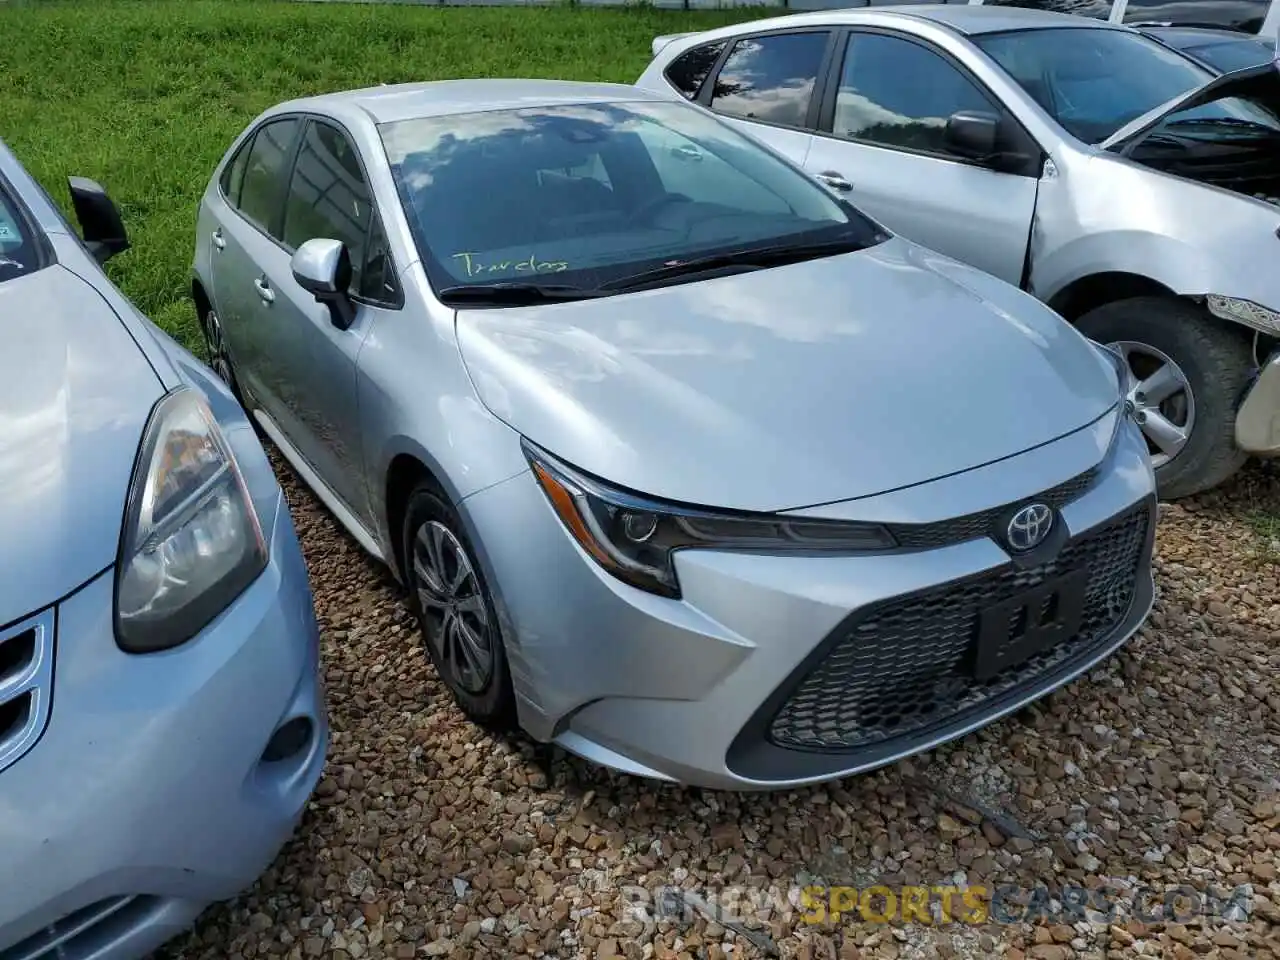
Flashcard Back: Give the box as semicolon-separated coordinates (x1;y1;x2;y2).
882;4;1121;35
270;78;668;126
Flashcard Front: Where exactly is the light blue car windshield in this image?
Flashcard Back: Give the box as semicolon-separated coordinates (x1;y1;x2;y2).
379;100;880;290
0;184;41;283
977;27;1279;144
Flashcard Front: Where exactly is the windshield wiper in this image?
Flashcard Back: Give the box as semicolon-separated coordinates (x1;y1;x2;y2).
436;281;606;306
1165;116;1280;135
597;233;879;293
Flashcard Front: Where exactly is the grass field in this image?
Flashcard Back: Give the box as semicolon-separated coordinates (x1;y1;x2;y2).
0;0;763;350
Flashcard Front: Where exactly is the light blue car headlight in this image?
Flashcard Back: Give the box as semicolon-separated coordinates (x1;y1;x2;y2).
115;386;267;653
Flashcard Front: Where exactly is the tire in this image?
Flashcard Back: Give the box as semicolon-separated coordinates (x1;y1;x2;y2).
201;305;266;438
401;483;516;728
1075;296;1252;500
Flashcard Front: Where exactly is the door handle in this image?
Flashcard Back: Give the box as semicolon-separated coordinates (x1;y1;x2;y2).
253;276;275;304
673;145;704;162
212;228;226;251
815;171;853;192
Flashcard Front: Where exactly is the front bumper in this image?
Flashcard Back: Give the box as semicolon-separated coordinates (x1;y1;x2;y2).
1236;348;1280;456
463;411;1157;791
0;492;328;960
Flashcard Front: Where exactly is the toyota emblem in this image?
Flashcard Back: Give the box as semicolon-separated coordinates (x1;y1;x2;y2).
1006;503;1053;552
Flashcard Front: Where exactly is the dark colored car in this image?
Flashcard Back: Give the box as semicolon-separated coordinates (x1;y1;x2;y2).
1139;23;1276;70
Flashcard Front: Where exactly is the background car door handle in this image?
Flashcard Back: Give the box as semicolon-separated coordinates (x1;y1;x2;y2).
212;228;226;251
253;276;275;304
816;171;853;192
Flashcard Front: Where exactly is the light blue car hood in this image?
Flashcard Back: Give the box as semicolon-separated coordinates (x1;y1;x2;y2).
0;265;160;627
455;237;1120;513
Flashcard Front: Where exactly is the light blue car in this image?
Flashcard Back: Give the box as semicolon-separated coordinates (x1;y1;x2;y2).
0;138;328;959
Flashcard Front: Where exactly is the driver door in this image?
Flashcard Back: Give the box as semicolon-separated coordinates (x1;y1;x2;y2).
804;29;1042;287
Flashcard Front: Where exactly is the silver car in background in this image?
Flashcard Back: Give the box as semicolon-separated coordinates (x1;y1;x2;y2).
191;79;1155;791
0;140;327;959
638;6;1280;499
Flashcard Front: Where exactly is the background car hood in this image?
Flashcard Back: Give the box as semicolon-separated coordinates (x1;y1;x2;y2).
0;265;160;627
455;238;1119;513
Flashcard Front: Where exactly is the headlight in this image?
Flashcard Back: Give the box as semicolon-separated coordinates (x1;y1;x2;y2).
115;386;267;653
1089;338;1131;398
1206;295;1280;337
523;441;897;599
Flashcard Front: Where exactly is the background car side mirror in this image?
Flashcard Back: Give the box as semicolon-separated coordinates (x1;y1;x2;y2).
68;176;129;265
943;110;1001;162
292;238;356;331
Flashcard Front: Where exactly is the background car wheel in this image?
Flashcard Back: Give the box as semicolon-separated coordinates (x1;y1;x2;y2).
401;483;515;729
1075;297;1252;500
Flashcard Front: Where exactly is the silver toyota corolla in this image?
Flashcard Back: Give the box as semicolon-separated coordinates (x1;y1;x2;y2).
191;79;1155;790
0;139;326;958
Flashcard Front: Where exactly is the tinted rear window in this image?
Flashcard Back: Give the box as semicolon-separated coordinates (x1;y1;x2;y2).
0;182;44;283
666;41;727;99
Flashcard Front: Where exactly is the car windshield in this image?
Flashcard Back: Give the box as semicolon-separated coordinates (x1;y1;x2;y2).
1183;38;1276;73
379;99;881;295
975;27;1279;144
0;181;41;283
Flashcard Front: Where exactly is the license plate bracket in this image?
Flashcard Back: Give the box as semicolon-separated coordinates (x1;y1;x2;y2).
973;569;1089;682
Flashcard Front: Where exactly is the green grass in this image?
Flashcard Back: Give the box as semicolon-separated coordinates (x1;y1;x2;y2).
0;0;766;351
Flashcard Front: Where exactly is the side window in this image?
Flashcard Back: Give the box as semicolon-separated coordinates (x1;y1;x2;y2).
220;137;252;207
664;41;727;100
708;32;831;129
282;120;373;294
359;216;399;304
833;33;998;156
239;117;301;235
1122;0;1270;31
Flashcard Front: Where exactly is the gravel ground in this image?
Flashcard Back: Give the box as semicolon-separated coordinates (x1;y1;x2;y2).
163;454;1280;960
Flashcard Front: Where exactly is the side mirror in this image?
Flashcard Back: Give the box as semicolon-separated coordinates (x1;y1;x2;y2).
291;238;356;330
67;176;129;264
943;110;1001;161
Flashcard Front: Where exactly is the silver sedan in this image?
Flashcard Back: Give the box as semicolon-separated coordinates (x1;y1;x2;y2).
191;79;1155;790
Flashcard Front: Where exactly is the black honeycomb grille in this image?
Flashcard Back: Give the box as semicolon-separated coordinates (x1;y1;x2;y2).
885;467;1099;550
769;500;1149;753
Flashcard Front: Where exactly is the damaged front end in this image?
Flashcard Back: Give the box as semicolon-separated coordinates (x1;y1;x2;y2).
1103;61;1280;207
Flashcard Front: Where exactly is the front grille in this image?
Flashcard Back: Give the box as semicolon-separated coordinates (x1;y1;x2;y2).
0;897;159;960
886;466;1098;550
0;609;55;776
770;500;1149;753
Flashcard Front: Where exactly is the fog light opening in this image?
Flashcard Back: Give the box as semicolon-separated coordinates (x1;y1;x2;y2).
261;716;313;764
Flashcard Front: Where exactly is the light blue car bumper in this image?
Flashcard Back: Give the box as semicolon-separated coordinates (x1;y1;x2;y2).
0;492;327;960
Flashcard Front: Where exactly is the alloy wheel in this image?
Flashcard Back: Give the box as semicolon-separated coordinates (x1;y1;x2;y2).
411;520;495;695
204;309;234;386
1110;339;1196;469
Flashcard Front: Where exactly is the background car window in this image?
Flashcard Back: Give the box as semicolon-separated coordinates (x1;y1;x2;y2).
1179;37;1276;71
834;33;996;154
981;0;1116;18
0;186;42;283
220;139;252;206
975;27;1263;143
1122;0;1271;32
238;117;300;233
665;41;727;100
709;32;830;128
282;120;372;294
643;123;792;215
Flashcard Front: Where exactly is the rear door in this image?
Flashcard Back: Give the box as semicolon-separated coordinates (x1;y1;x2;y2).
802;28;1043;287
691;28;840;168
208;115;302;416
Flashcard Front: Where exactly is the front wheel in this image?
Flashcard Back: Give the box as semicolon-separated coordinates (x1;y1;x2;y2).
1075;297;1253;500
401;483;516;729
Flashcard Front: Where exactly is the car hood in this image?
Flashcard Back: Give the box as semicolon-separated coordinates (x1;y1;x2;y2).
0;265;160;627
1102;61;1280;154
454;238;1120;513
